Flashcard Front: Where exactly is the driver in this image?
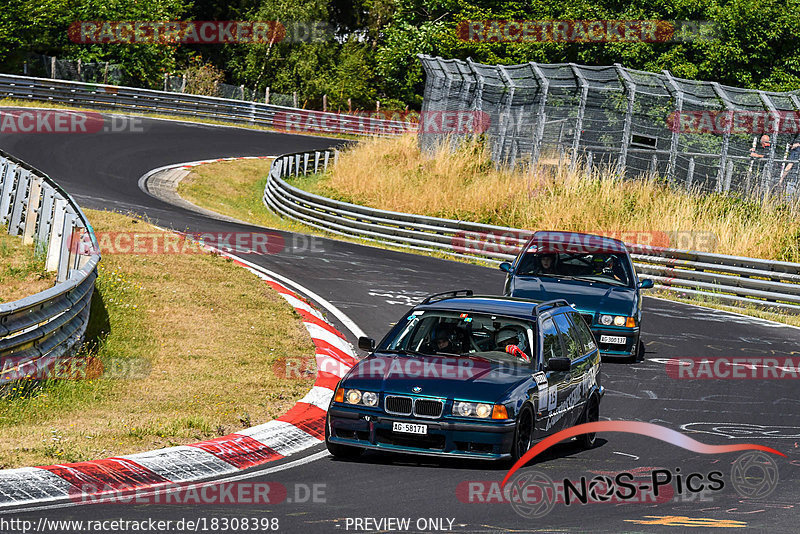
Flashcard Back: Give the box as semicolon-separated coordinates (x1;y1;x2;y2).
429;323;457;354
539;253;559;274
495;326;530;363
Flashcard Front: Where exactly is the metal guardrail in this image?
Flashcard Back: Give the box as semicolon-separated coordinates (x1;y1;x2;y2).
264;149;800;313
0;74;407;137
0;150;100;383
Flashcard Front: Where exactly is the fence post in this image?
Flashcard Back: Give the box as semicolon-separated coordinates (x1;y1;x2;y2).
586;151;593;174
293;91;298;108
497;65;517;168
758;91;779;198
686;157;695;191
50;56;56;79
569;64;588;170
711;83;734;193
163;73;168;92
265;87;270;104
662;70;684;185
615;64;636;175
529;62;550;166
323;94;327;112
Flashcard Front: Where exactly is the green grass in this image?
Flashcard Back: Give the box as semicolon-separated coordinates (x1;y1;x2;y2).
0;228;55;303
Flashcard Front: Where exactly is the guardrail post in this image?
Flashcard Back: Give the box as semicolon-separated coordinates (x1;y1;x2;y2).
711;83;734;193
615;64;636;175
36;184;55;249
323;151;330;171
46;197;66;272
9;170;30;236
314;151;320;172
295;154;301;176
569;64;588;170
662;70;684;185
22;176;42;244
58;212;77;282
303;153;309;174
0;162;17;225
686;157;695;191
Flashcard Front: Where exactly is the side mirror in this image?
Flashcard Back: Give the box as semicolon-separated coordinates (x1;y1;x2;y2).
499;262;513;273
639;279;654;289
546;357;571;372
358;336;375;351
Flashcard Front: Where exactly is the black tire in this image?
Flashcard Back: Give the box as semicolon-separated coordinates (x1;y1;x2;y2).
635;339;645;362
325;413;363;459
511;405;535;461
577;395;599;449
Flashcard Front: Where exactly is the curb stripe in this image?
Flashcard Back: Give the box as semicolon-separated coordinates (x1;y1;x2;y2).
0;242;357;508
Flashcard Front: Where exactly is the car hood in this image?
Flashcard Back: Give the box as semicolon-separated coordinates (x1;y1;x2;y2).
510;276;636;316
341;353;532;403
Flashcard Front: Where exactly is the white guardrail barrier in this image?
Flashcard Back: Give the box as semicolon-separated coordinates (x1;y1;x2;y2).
264;149;800;314
0;150;100;384
0;74;408;136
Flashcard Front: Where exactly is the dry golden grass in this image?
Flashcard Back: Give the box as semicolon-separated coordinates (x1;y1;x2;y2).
323;135;800;262
0;230;55;303
0;210;316;468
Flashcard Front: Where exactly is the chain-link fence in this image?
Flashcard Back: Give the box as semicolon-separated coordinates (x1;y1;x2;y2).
40;55;124;85
419;55;800;202
164;74;296;106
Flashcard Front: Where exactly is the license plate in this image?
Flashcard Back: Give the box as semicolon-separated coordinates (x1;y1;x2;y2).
392;422;427;435
600;335;627;345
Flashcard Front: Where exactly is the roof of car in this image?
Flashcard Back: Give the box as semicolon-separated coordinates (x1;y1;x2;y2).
527;230;629;254
415;296;572;320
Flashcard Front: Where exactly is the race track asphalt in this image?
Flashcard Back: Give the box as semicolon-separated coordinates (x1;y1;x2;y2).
1;113;798;533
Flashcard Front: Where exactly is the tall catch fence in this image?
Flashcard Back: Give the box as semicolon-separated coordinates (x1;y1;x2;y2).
419;55;800;201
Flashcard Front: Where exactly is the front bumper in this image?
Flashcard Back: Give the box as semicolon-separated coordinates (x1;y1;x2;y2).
327;406;516;460
590;325;640;357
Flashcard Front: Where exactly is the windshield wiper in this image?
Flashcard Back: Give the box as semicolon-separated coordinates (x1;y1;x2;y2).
378;348;427;356
563;275;625;286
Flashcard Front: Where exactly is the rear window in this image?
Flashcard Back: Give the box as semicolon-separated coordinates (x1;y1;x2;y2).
553;313;582;360
540;318;564;363
569;312;597;354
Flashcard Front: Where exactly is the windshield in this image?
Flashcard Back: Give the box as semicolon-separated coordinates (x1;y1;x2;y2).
515;250;633;287
377;310;536;363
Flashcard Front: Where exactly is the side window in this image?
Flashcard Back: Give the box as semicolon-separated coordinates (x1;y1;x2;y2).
552;313;581;360
540;318;564;364
569;312;597;353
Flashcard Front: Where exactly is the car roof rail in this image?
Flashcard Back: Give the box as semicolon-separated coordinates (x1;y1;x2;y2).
421;289;474;304
533;299;572;315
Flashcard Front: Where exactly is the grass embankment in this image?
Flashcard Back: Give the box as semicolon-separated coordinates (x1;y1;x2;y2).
177;135;800;327
324;136;800;263
0;230;55;303
0;210;315;468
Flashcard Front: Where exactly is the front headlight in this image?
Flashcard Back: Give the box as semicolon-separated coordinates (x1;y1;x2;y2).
613;315;626;326
342;389;379;406
452;401;494;418
600;315;613;326
362;391;379;406
346;389;362;404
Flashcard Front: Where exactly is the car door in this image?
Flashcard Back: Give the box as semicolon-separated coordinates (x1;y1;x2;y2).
551;312;585;429
534;316;571;437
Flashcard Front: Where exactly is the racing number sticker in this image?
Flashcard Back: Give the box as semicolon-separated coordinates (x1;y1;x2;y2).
547;386;557;411
533;372;548;412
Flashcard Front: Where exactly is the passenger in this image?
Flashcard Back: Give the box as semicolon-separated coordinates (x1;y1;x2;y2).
539;253;559;275
495;326;530;363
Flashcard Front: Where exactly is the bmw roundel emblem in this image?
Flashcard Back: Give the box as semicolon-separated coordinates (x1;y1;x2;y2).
412;386;422;393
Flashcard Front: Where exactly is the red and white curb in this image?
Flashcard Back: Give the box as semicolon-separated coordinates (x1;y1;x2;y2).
0;247;358;508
